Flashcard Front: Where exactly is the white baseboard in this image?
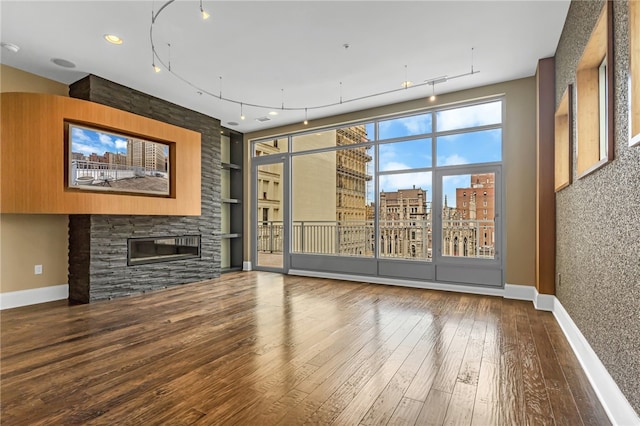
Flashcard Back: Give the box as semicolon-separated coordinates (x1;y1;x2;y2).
480;282;638;423
552;300;640;425
242;261;252;271
288;269;505;298
0;284;68;310
533;292;555;311
504;283;536;301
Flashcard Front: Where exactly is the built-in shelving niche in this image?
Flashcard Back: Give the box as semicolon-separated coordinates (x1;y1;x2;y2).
575;0;614;178
555;85;573;192
221;129;243;272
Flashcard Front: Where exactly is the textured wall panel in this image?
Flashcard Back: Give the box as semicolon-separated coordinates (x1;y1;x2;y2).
555;0;640;412
68;75;221;302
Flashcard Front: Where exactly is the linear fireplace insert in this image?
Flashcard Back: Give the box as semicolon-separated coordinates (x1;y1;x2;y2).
127;235;201;266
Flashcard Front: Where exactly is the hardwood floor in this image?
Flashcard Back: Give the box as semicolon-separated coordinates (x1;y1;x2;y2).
0;272;610;425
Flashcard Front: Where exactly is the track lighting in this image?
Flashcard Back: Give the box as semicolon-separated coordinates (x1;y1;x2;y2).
200;0;210;19
149;2;480;124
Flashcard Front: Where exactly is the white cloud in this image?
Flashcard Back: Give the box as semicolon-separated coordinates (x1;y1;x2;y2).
71;142;97;157
71;128;92;143
437;101;502;132
399;116;430;135
381;161;410;171
379;172;432;194
440;154;468;166
379;114;431;137
114;138;127;151
98;133;115;147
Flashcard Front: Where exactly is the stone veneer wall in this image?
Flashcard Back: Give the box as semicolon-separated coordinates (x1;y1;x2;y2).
68;75;220;302
555;0;640;412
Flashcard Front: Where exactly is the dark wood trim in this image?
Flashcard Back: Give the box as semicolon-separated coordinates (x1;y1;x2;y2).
536;57;556;296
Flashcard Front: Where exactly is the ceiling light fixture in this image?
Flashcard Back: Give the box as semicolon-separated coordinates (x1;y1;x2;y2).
429;83;436;102
268;111;278;116
104;34;123;45
401;65;413;89
240;103;245;120
200;0;210;20
151;45;161;72
51;58;76;68
0;42;20;53
149;2;479;119
303;108;308;125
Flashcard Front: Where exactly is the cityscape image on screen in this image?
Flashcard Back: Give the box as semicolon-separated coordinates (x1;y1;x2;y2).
67;123;170;196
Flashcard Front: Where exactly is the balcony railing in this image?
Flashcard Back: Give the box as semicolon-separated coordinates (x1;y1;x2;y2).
70;159;167;185
441;219;496;258
256;219;495;260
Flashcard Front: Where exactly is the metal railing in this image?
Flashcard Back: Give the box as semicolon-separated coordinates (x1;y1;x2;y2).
441;219;495;258
70;159;167;185
257;219;495;260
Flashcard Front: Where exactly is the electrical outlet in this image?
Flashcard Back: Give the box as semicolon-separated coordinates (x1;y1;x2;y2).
34;265;43;275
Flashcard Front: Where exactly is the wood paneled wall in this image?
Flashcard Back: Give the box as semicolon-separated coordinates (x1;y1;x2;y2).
1;92;201;215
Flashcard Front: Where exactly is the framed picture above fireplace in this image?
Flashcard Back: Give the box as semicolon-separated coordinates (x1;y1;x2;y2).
66;122;172;197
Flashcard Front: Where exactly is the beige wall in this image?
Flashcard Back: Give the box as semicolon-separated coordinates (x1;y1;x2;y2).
245;77;537;286
0;65;69;293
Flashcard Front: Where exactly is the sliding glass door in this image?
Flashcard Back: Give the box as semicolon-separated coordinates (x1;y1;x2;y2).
253;157;287;272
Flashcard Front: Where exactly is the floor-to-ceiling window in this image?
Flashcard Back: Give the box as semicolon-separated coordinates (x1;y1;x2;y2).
251;98;503;287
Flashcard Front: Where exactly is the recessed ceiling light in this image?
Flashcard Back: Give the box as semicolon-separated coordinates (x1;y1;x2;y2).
227;121;239;126
104;34;123;45
51;58;76;68
268;111;278;116
1;42;20;53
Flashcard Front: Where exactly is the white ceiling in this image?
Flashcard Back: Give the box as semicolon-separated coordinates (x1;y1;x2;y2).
0;1;570;133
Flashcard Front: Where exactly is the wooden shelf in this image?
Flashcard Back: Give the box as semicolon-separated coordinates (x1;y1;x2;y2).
221;233;242;239
221;198;241;204
221;162;241;170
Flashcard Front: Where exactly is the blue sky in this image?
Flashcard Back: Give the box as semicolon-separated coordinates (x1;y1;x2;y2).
70;126;169;158
365;101;502;209
70;126;128;156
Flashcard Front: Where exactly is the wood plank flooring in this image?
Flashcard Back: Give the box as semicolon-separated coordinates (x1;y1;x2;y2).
0;272;610;425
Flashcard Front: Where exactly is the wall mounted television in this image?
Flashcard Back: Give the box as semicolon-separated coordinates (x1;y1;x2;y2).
66;122;171;196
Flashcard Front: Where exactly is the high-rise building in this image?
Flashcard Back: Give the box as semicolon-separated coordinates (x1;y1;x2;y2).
335;125;373;255
443;173;495;257
126;139;166;172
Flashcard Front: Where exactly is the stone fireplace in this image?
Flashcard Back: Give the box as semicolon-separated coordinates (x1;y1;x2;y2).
67;75;221;303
